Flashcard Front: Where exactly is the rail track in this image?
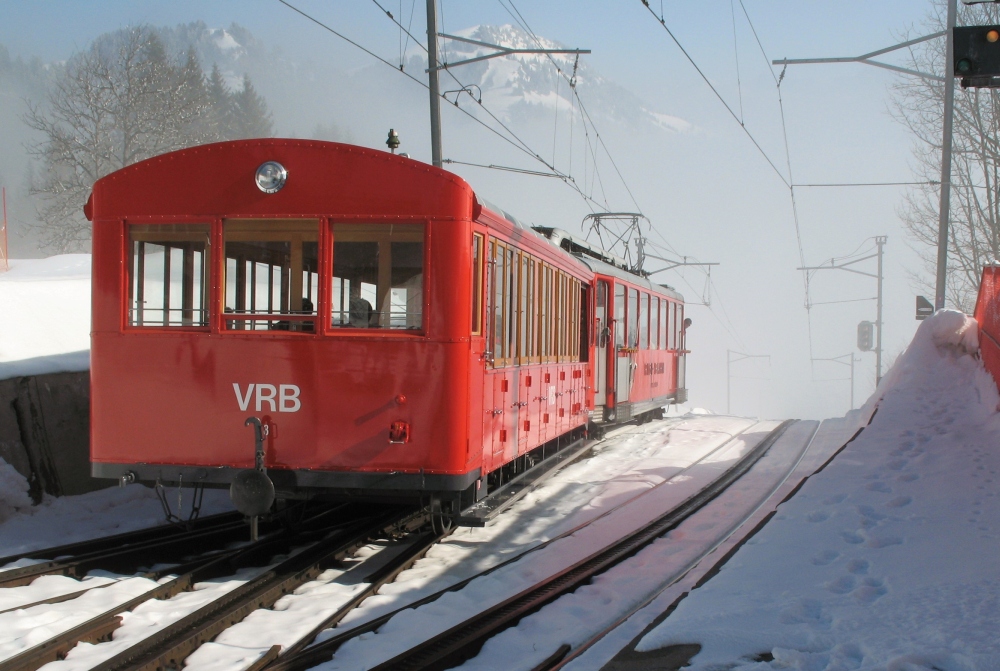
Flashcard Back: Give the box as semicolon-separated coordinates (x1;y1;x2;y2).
0;502;429;671
256;418;786;671
0;415;780;671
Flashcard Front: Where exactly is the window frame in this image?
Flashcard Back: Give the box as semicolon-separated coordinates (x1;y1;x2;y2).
124;219;214;332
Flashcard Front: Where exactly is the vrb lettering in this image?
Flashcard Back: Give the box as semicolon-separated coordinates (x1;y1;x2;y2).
232;383;302;413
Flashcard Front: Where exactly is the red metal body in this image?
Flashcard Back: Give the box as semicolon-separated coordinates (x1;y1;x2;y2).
975;264;1000;391
87;140;687;503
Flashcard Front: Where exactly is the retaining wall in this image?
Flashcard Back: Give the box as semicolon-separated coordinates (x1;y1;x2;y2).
0;371;106;501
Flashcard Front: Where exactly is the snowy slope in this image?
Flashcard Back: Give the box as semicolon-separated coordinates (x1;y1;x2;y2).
0;256;90;380
635;310;1000;670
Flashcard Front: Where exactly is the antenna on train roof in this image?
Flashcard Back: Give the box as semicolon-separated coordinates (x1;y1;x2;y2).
579;212;720;282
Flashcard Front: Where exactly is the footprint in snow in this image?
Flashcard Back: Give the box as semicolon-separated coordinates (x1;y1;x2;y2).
885;496;912;508
853;577;887;604
823;494;847;505
866;535;903;549
846;558;869;575
807;511;830;523
866;481;892;494
840;530;865;545
825;575;855;594
886;459;908;471
811;549;839;566
779;598;831;625
897;473;919;483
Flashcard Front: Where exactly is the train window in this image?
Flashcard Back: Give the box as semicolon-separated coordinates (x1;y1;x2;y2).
472;234;484;335
614;284;626;348
639;292;649;350
671;303;678;350
628;288;639;348
523;257;536;362
506;247;516;361
518;253;528;362
651;297;660;349
539;264;550;361
661;300;669;350
331;223;423;330
492;242;505;363
556;272;566;360
678;305;685;350
224;220;318;332
128;224;211;327
596;280;608;349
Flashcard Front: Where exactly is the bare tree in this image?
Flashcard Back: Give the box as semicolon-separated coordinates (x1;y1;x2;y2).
24;26;273;252
894;2;1000;312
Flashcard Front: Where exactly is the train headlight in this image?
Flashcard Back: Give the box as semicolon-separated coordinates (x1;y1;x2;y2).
255;161;287;193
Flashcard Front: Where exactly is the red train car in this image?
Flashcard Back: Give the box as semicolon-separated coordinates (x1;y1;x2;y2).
85;139;687;526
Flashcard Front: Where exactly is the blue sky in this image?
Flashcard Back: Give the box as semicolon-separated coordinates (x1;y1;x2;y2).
0;1;949;418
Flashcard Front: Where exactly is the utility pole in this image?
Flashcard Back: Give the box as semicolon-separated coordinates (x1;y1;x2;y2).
813;353;858;410
875;235;885;381
1;187;8;272
774;27;952;312
798;236;886;384
936;0;958;310
426;0;443;168
423;6;588;170
727;350;770;415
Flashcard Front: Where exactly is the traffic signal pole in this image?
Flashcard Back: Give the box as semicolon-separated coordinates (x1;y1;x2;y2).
936;0;958;310
876;235;885;382
426;0;443;168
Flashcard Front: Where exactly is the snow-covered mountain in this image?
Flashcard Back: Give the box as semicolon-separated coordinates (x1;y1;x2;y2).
417;24;691;133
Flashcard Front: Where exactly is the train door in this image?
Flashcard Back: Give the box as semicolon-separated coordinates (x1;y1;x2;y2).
594;280;610;409
676;303;687;393
485;240;506;470
614;284;632;407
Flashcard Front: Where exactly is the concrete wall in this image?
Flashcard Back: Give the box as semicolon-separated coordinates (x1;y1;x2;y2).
0;371;106;501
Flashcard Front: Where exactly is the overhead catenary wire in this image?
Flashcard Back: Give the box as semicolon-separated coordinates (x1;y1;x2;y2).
640;1;791;188
502;0;642;214
362;0;609;211
281;0;606;211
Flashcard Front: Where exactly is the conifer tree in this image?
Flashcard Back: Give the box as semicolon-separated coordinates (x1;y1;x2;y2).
231;74;273;139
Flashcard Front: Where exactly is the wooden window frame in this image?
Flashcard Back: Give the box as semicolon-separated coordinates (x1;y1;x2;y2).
472;233;484;336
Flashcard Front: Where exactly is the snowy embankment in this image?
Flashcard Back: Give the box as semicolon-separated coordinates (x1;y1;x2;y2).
0;256;91;380
635;310;1000;670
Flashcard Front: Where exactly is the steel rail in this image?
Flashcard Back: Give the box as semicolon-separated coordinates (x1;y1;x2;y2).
537;420;822;670
0;505;367;671
0;503;352;590
368;420;794;671
246;528;448;671
86;507;422;671
0;511;244;567
264;419;777;671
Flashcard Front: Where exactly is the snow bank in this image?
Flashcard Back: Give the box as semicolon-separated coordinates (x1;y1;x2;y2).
637;309;1000;670
0;256;91;380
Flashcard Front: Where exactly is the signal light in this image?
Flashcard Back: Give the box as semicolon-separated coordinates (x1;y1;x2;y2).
857;321;874;352
953;25;1000;87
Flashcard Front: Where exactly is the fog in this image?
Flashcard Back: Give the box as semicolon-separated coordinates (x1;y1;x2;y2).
0;1;935;420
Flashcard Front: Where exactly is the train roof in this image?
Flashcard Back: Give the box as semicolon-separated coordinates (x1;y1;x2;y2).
574;255;684;301
530;226;684;301
85;139;475;222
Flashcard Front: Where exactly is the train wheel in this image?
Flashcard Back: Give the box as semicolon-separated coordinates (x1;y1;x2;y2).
430;496;453;535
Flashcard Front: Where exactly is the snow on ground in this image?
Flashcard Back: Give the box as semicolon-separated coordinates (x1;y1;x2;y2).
2;256;998;670
164;416;767;671
0;256;91;380
636;310;1000;670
